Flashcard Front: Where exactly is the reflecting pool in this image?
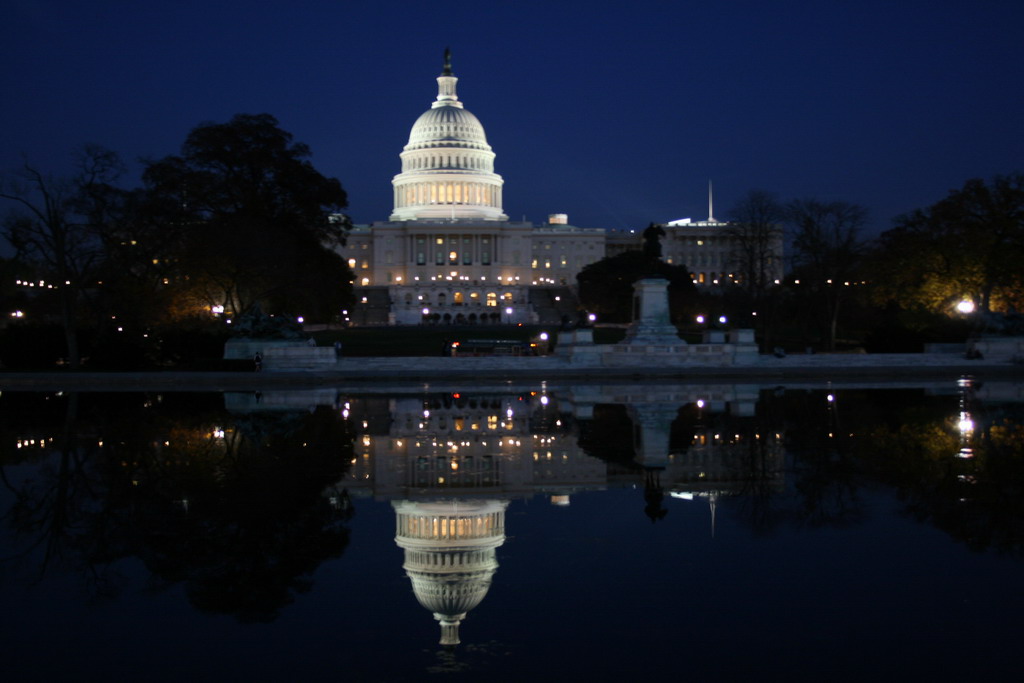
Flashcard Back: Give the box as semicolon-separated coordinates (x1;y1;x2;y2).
1;379;1022;681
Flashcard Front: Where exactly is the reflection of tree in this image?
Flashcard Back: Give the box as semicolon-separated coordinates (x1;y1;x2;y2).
576;404;639;469
781;390;866;530
856;403;1024;556
765;387;1024;555
1;394;355;621
719;398;789;535
103;405;355;621
0;393;112;592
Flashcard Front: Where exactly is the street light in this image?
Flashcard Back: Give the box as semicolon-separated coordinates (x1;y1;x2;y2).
956;300;976;314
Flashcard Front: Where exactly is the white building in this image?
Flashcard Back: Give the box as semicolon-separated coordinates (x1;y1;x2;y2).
337;52;781;325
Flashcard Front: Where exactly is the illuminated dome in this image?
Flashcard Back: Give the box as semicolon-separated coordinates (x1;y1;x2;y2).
406;107;490;151
393;499;508;646
390;50;507;221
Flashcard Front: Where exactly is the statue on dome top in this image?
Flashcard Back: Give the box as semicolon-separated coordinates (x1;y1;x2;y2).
443;47;452;75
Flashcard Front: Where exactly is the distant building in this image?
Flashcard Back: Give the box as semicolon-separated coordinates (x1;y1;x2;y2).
337;53;782;325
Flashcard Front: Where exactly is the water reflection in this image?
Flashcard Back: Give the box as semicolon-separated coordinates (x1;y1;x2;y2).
394;499;506;646
2;379;1024;677
282;384;782;644
0;392;355;621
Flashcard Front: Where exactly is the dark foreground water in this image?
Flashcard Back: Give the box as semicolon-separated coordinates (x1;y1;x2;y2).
1;379;1022;681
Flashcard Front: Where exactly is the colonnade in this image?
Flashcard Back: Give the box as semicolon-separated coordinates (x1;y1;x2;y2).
394;180;502;211
406;232;497;266
397;509;504;541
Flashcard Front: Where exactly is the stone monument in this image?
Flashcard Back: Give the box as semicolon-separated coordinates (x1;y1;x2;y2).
621;277;685;346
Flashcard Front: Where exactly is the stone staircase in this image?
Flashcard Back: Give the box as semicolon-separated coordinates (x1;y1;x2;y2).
528;286;579;326
350;286;392;325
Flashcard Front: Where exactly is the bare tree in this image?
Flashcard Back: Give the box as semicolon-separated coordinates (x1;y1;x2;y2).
0;147;124;367
726;190;785;299
787;199;868;350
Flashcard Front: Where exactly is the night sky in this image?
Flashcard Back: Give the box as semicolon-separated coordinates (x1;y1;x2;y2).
2;0;1022;236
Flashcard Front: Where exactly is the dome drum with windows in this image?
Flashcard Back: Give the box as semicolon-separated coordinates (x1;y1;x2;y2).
390;49;507;221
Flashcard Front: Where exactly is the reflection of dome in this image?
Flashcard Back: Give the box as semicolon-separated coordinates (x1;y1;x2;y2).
393;499;507;646
390;50;507;221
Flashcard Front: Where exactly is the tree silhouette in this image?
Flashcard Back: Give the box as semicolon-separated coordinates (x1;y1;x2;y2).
0;147;125;367
142;114;353;322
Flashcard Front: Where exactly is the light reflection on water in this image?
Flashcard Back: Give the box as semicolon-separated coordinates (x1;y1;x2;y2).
1;380;1022;681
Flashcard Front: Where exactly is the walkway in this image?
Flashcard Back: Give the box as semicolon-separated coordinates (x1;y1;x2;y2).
0;352;1019;391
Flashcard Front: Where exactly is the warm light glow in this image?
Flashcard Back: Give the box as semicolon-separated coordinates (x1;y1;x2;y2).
956;300;976;314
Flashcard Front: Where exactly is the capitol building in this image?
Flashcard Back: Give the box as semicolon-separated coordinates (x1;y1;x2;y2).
337;52;782;325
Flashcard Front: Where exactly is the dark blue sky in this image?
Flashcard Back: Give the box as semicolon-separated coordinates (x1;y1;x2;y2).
2;0;1021;235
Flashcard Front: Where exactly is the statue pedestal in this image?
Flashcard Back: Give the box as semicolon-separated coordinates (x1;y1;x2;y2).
621;278;684;346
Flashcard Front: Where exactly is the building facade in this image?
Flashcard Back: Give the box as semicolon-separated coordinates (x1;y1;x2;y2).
337;54;782;325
